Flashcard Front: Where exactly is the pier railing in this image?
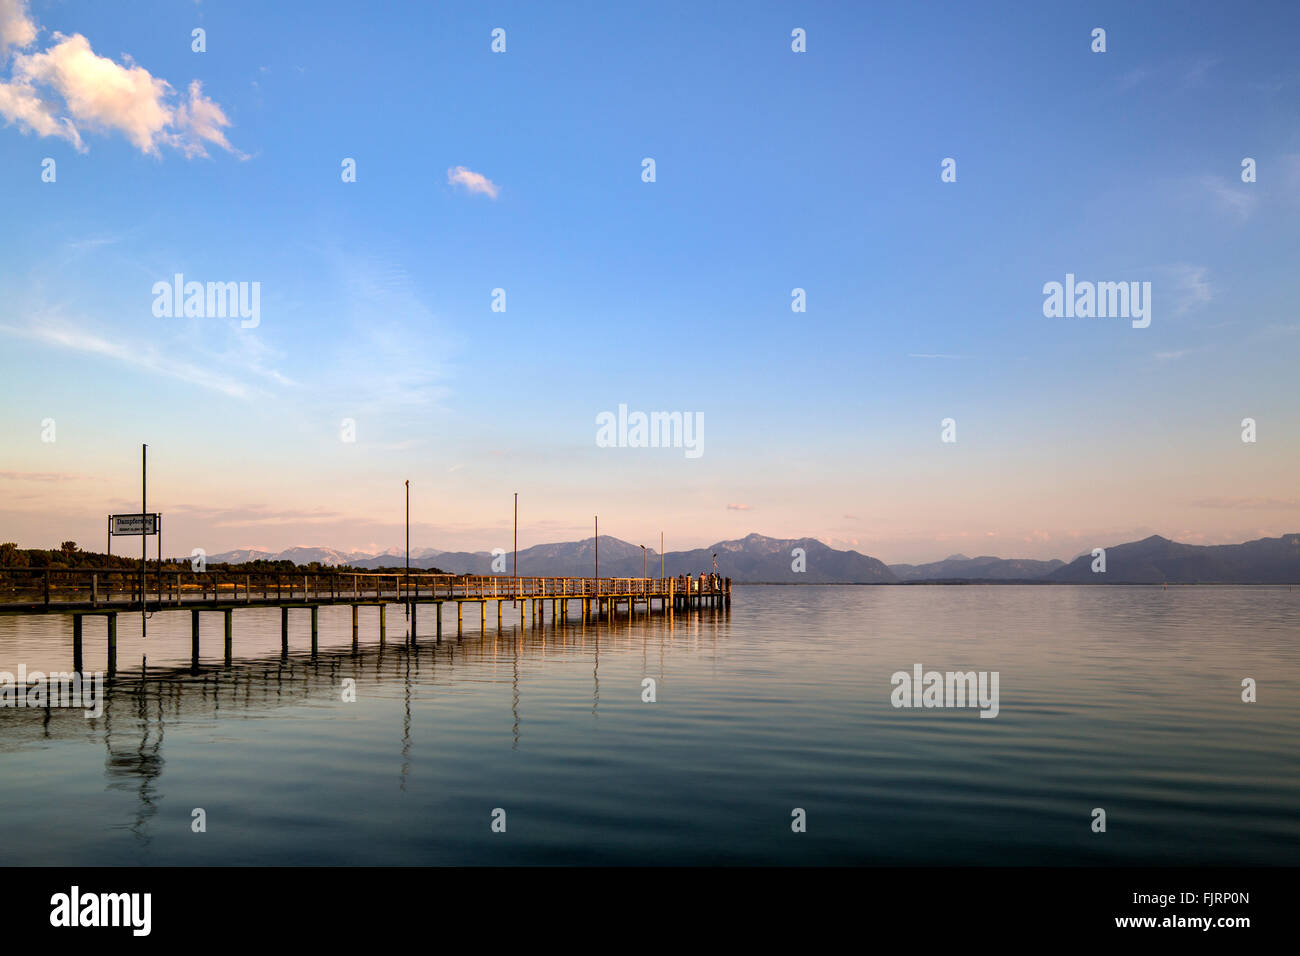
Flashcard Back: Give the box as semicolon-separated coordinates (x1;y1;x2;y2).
0;567;730;611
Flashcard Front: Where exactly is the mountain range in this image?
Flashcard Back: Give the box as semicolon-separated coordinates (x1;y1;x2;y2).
201;532;1300;584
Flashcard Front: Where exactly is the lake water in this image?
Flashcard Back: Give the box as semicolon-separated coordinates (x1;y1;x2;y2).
0;585;1297;865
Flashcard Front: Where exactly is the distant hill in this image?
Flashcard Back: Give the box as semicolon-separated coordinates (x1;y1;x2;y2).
891;555;1065;581
198;532;1300;584
670;533;896;583
1047;533;1300;584
206;546;442;568
205;534;896;582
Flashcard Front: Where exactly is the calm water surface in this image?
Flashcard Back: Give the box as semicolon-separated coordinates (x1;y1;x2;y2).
0;585;1297;865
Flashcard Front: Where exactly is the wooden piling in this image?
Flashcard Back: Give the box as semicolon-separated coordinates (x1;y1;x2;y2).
191;608;200;668
73;614;83;672
310;605;318;656
224;608;233;664
106;612;117;677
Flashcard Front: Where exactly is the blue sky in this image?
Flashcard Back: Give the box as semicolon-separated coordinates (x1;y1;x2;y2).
1;0;1298;563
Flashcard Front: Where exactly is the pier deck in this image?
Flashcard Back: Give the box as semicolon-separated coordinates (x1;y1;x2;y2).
0;568;732;675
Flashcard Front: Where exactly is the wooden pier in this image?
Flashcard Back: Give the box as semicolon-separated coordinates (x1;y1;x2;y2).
0;568;731;676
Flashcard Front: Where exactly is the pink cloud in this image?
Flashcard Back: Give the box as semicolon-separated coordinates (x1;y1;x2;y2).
0;5;241;158
447;165;500;198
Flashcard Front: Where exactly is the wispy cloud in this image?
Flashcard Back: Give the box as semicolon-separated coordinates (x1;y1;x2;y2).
726;503;751;511
0;1;242;157
1191;496;1300;510
0;316;261;398
168;504;346;526
1190;175;1257;222
447;165;499;199
1143;263;1213;318
0;470;103;482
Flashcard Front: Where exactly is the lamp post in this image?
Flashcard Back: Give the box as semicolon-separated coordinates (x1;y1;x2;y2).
405;479;410;632
141;444;147;636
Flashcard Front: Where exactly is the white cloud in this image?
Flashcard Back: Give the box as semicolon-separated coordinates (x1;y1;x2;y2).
0;0;36;57
447;165;499;198
174;79;244;158
0;6;241;157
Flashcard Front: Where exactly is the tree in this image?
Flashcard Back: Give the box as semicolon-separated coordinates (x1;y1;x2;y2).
60;541;79;557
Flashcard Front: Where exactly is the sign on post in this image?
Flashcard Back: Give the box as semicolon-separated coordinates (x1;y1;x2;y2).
109;513;160;536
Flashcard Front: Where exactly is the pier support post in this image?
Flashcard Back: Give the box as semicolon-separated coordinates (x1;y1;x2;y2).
352;604;358;648
379;604;386;644
310;605;318;657
410;602;417;645
457;601;463;637
281;607;289;655
436;603;442;643
106;612;117;678
73;615;83;672
497;600;503;630
519;600;525;630
224;609;233;665
480;601;486;633
191;609;200;669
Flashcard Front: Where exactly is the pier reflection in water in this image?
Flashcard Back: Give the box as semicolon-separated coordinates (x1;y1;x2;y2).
0;600;732;865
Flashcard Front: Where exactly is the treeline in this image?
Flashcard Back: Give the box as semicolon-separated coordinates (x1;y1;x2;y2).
0;542;141;570
0;543;450;576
